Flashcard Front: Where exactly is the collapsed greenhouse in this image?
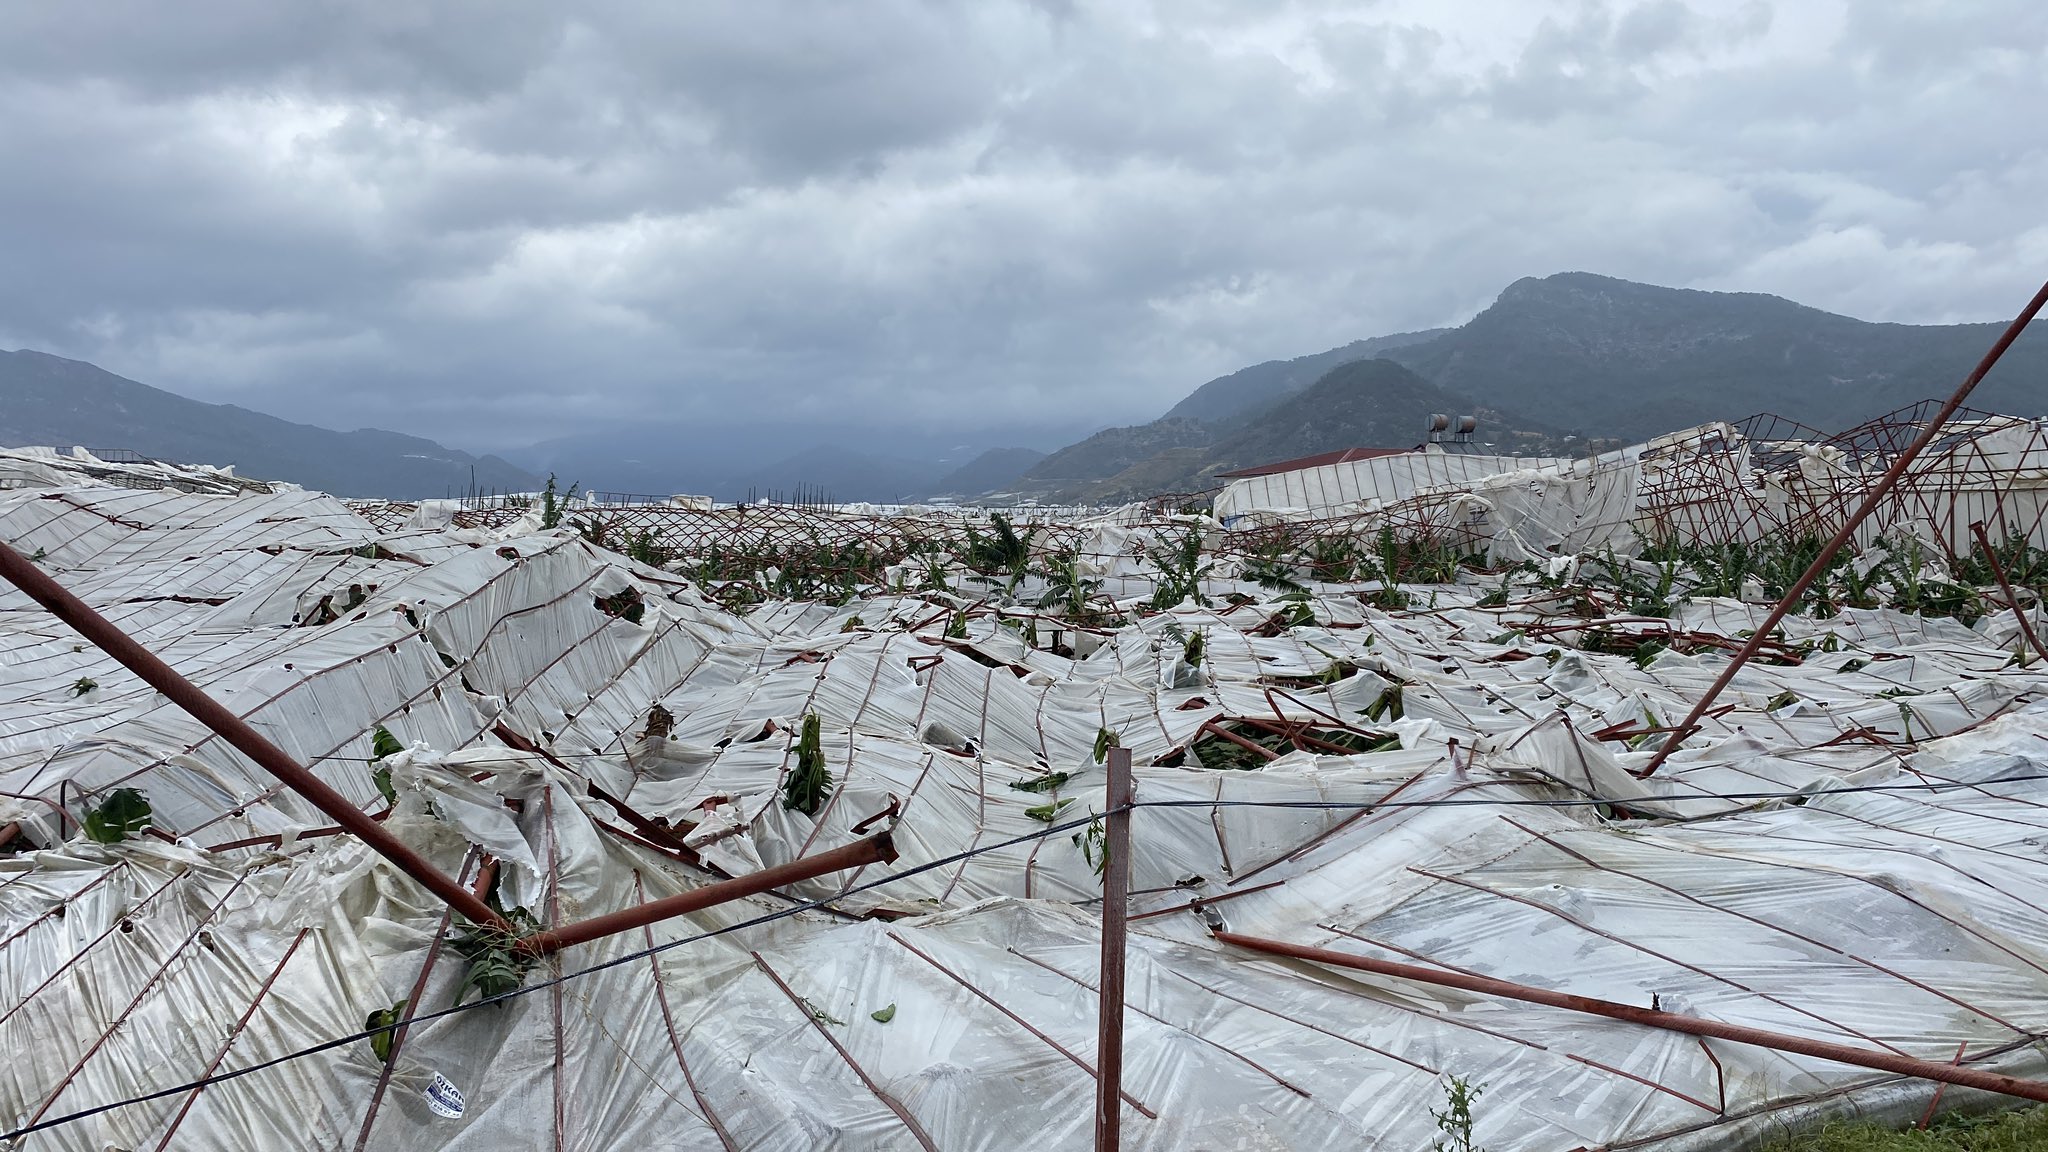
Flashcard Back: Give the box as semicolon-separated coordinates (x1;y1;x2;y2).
8;418;2048;1151
1214;402;2048;567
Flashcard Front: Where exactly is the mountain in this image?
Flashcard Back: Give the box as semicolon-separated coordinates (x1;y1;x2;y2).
1376;273;2048;440
929;447;1046;500
986;272;2048;505
1022;418;1215;484
1081;359;1569;502
0;349;537;499
1161;329;1449;425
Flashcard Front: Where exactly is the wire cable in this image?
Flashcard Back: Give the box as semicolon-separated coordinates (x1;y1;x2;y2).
10;769;2048;1140
0;809;1114;1144
1126;770;2048;810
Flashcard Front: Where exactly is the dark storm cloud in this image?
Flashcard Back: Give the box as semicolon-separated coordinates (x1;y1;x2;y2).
0;1;2041;451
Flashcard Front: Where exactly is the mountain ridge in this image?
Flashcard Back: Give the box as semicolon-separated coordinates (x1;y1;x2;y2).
972;272;2048;503
1161;328;1450;425
0;349;538;500
1067;359;1573;503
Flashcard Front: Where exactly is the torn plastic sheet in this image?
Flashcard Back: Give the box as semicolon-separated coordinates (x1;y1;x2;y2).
8;482;2048;1149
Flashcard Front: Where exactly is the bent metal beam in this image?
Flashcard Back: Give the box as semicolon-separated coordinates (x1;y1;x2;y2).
1213;930;2048;1106
518;831;897;956
0;540;897;955
1641;276;2048;776
0;539;512;933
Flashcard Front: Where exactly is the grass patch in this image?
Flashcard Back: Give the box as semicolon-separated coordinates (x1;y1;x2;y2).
1766;1107;2048;1152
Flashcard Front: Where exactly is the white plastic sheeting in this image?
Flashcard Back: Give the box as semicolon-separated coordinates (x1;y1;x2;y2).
0;447;275;497
1218;413;2048;563
5;481;2048;1149
1214;449;1566;527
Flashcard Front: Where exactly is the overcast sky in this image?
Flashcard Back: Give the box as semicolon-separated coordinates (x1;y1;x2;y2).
1;0;2043;452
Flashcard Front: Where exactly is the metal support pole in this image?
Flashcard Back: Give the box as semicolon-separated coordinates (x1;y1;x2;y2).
1214;931;2048;1105
1970;521;2048;666
1643;278;2048;776
1095;746;1133;1152
0;541;510;932
518;831;896;956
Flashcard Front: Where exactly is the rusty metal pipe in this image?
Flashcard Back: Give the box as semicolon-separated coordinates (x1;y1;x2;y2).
1196;720;1281;762
1643;278;2048;775
0;541;509;933
519;831;896;956
1214;931;2048;1105
491;721;702;861
1970;521;2048;666
471;855;501;903
1095;746;1134;1152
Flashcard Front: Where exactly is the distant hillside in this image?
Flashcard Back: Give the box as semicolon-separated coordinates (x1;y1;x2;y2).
1082;359;1567;501
1015;330;1449;496
1211;359;1567;469
1023;418;1213;484
981;272;2048;505
1162;329;1449;425
1378;273;2048;440
929;447;1046;500
0;349;537;499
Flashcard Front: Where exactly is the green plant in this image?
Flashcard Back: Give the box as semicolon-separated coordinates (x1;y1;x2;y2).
870;1003;897;1024
1595;548;1686;617
370;725;403;805
1832;552;1882;611
783;713;833;815
1093;727;1120;763
365;999;409;1063
573;514;610;549
1357;526;1463;588
1691;540;1755;599
624;528;673;568
538;474;579;530
1477;573;1515;609
1073;811;1109;876
1148;528;1213;610
1431;1075;1485;1152
1278;595;1317;629
965;513;1035;590
82;787;152;844
1010;770;1073;794
1364;684;1405;722
1631;638;1668;668
1038;548;1107;623
1243;554;1307;595
1181;630;1205;668
1761;1104;2048;1152
595;587;647;624
449;905;542;1006
1026;798;1076;822
70;676;97;696
1187;727;1278;770
1304;537;1359;583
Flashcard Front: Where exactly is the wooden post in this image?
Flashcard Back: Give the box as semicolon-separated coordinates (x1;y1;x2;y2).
1095;746;1133;1152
